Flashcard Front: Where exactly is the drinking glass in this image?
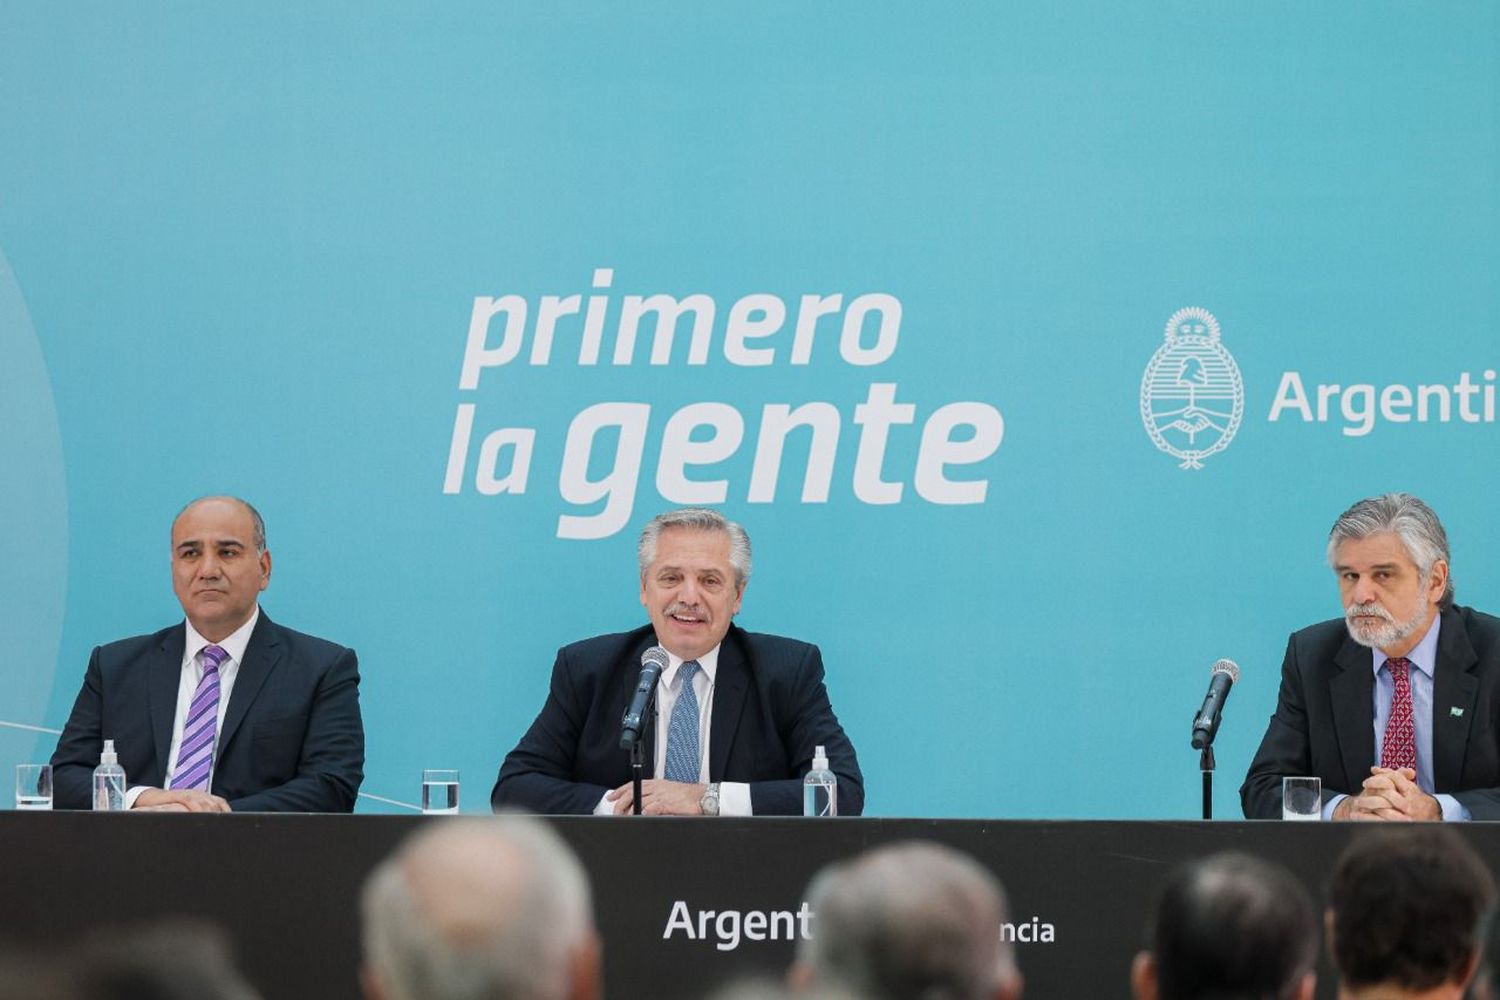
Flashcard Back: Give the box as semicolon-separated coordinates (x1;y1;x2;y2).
1282;776;1321;821
15;764;53;810
422;769;459;814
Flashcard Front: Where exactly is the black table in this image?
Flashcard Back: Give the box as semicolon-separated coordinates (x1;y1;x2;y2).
5;814;1495;999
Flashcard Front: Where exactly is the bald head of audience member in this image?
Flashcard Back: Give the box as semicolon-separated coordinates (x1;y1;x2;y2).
792;841;1021;1000
1131;852;1317;1000
360;817;600;1000
1327;826;1494;1000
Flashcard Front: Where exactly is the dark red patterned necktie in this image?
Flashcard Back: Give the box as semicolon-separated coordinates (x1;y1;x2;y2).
1380;657;1417;772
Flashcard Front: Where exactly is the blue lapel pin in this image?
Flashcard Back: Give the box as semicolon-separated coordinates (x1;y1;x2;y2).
1451;706;1465;718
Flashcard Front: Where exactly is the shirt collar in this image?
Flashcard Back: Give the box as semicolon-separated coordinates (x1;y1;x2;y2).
1370;609;1441;680
183;605;260;669
663;643;720;689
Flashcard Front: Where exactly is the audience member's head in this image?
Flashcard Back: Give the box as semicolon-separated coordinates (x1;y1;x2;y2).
1131;852;1316;1000
710;980;859;1000
792;840;1021;1000
360;816;600;1000
0;922;262;1000
1472;909;1500;1000
1327;826;1495;999
0;949;68;1000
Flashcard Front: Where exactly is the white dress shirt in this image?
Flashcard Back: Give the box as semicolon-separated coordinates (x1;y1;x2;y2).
594;642;753;816
123;607;259;807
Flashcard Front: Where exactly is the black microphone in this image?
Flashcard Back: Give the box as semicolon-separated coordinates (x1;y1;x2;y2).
620;646;670;750
1190;659;1240;750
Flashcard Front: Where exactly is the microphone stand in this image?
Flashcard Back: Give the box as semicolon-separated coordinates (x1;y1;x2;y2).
629;698;656;817
1199;744;1215;821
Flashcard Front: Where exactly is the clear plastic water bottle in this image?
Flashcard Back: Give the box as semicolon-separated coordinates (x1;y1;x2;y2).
93;739;127;811
802;744;837;817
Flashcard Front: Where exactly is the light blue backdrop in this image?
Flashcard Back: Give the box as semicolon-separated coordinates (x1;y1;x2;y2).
2;4;1496;818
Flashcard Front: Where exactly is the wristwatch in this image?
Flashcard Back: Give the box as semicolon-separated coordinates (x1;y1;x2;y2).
700;782;721;816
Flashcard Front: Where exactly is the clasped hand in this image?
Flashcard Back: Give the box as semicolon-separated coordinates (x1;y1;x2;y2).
132;788;232;813
1333;767;1440;821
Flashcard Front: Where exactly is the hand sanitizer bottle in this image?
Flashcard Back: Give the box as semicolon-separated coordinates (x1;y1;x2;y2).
93;739;127;811
802;745;837;817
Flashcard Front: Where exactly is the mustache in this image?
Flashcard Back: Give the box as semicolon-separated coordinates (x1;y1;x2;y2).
1345;602;1394;624
665;601;708;619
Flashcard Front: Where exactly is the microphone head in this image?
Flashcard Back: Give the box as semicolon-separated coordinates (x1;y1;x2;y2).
1211;658;1240;683
641;645;670;671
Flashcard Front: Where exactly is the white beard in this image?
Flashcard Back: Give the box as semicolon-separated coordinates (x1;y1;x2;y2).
1344;598;1430;651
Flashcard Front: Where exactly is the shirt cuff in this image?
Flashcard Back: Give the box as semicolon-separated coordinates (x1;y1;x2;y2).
593;791;615;816
124;785;151;809
718;781;753;817
1321;793;1345;820
1435;793;1471;822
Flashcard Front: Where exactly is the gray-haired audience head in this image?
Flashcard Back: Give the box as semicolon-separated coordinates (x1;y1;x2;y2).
1326;492;1453;608
360;816;600;1000
711;981;860;1000
1131;852;1317;1000
638;507;753;587
1327;826;1494;998
792;840;1021;1000
0;921;262;1000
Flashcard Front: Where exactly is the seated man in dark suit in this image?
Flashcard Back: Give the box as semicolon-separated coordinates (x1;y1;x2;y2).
493;507;862;816
50;496;364;812
1241;492;1500;820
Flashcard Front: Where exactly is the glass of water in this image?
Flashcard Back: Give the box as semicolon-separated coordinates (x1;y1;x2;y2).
1282;776;1322;820
16;764;53;810
422;769;459;814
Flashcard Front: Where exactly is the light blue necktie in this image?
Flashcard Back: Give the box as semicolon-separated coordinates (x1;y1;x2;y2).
664;661;701;783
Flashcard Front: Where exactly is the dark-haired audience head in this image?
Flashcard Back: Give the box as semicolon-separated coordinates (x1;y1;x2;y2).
360;815;600;1000
791;840;1021;1000
1473;909;1500;1000
1131;852;1317;1000
1327;826;1494;999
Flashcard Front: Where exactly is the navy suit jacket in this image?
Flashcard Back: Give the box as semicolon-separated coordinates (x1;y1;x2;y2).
1241;605;1500;820
50;612;365;812
492;624;864;816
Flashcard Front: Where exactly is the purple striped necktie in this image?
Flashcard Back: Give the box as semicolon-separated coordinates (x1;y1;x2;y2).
171;644;226;792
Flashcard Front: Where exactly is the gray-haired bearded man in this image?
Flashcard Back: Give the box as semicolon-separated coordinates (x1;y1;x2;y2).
1242;493;1500;820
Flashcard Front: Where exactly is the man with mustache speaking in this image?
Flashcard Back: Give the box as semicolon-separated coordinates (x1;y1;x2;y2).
1242;493;1500;820
493;507;863;816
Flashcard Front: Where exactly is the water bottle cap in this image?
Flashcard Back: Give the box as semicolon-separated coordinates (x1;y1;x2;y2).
812;744;829;771
101;738;118;765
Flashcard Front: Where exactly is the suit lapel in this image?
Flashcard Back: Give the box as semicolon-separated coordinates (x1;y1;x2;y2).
709;628;749;781
150;628;187;774
1432;609;1478;789
219;615;282;754
1331;638;1375;792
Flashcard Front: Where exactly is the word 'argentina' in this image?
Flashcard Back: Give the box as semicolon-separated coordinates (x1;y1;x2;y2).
663;900;1057;951
664;900;813;952
445;269;1006;540
1269;370;1497;437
